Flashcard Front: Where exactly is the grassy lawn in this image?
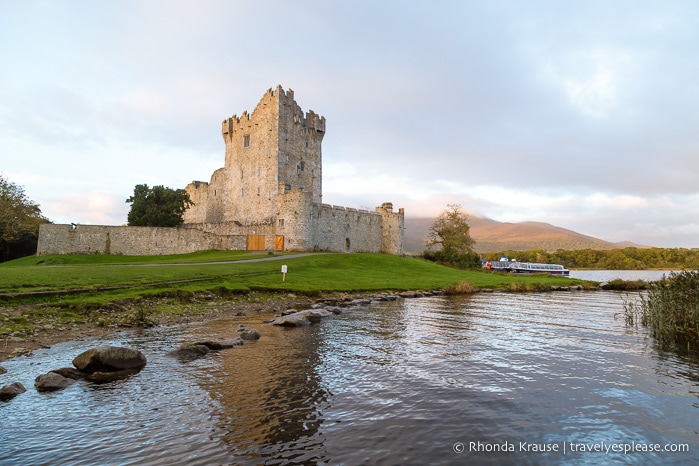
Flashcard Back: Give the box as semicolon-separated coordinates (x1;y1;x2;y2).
0;251;591;339
0;251;586;298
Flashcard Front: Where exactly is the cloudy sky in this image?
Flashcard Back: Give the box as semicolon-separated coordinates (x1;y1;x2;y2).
2;1;698;248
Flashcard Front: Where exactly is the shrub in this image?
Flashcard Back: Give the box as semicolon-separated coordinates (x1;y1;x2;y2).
509;282;527;292
128;303;157;327
602;279;649;291
445;281;475;294
422;250;481;270
623;270;699;354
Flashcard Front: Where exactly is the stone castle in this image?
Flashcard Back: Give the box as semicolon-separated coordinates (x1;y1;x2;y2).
37;86;404;256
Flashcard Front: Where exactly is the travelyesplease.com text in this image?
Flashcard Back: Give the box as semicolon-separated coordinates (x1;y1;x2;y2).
453;440;689;455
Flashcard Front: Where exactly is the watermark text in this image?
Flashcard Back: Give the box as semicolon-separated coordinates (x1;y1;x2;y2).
453;440;689;456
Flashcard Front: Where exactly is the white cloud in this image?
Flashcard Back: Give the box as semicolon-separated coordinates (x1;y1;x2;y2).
42;190;128;226
544;50;629;118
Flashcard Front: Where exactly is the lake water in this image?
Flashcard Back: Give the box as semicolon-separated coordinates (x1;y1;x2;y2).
1;291;697;465
569;269;675;282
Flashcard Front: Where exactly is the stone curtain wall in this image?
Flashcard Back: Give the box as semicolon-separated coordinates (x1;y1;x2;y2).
37;224;227;256
311;204;383;253
182;221;277;251
37;203;402;256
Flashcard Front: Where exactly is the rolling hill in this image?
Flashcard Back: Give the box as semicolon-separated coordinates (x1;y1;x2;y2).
404;216;647;254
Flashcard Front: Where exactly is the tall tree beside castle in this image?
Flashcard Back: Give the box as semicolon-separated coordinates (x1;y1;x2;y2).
0;175;50;261
424;204;479;268
126;184;193;227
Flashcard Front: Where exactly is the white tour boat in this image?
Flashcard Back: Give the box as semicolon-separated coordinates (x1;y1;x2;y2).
483;258;570;276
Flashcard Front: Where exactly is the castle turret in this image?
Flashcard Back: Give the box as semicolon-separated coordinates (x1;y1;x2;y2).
376;202;405;255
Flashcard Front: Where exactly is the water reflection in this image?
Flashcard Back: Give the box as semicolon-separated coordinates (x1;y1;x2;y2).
2;292;698;465
184;315;332;464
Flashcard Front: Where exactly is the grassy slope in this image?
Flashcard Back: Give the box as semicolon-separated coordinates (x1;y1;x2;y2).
0;252;584;302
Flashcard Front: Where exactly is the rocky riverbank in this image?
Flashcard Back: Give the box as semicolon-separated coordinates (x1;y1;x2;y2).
0;289;448;363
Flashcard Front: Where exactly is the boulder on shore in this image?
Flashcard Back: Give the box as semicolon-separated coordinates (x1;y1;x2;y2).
72;346;147;373
0;381;27;401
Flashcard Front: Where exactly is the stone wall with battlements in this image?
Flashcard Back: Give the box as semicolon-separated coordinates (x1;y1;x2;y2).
37;224;227;256
310;203;383;252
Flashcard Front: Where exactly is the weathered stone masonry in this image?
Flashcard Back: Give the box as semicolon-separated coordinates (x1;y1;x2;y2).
37;86;404;256
37;224;226;256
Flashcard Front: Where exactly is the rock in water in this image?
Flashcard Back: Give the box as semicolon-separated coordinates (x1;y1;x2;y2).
167;344;211;362
72;346;147;373
239;327;262;340
35;372;76;392
271;314;310;327
0;382;27;401
193;340;242;350
271;309;335;327
50;367;84;380
85;368;141;383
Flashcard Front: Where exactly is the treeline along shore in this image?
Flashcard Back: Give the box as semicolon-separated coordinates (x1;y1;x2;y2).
484;247;699;270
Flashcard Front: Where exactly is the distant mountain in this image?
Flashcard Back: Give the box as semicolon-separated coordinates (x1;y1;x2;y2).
404;216;649;254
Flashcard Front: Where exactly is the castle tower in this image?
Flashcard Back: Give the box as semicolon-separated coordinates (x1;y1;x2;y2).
184;86;325;225
376;202;405;255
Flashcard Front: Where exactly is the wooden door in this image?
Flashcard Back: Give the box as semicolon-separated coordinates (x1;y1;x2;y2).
246;235;266;251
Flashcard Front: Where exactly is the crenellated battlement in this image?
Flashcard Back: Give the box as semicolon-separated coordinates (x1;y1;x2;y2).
221;85;325;140
314;203;381;219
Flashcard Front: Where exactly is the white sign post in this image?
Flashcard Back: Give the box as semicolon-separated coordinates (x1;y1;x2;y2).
281;264;288;281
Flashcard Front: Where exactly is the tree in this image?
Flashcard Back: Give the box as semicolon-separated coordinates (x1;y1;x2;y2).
126;184;194;227
424;204;479;268
0;175;50;261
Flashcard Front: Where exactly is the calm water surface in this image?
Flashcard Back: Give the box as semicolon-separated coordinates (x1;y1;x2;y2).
1;291;697;465
569;269;675;282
